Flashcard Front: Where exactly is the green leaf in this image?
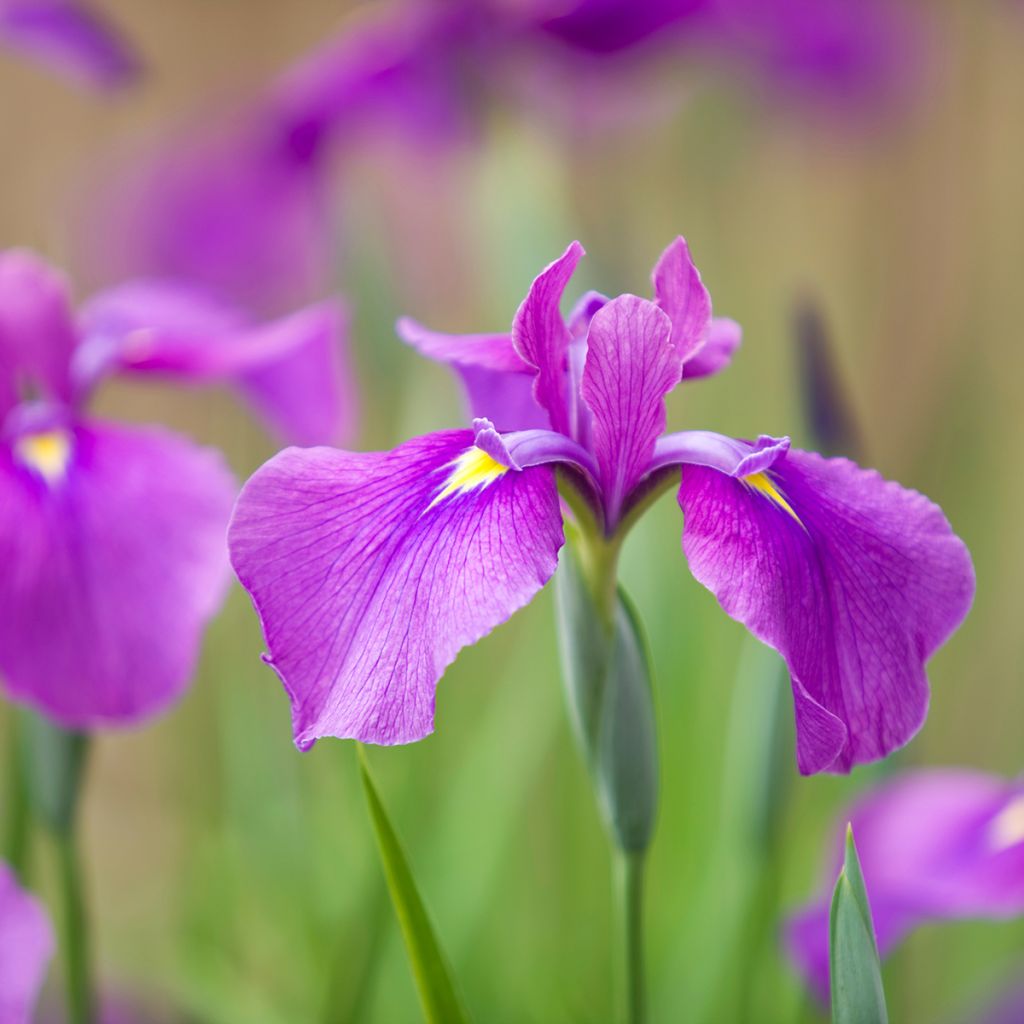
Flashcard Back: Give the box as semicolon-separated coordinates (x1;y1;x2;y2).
829;825;888;1024
356;746;472;1024
555;541;658;853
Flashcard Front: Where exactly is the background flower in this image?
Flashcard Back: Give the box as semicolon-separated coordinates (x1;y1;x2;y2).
0;861;53;1024
786;769;1024;1001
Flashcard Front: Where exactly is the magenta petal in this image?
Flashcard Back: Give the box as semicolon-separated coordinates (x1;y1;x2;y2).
651;236;712;362
0;862;53;1024
581;295;677;523
86;120;329;314
453;365;551;432
678;449;974;773
0;0;138;89
786;770;1024;1000
0;421;235;727
0;250;77;414
232;302;355;447
396;318;529;373
228;431;564;748
682;317;741;379
511;241;585;436
396;316;545;430
79;283;353;445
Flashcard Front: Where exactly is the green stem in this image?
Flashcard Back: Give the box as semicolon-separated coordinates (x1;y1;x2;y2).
56;827;94;1024
20;714;94;1023
2;716;30;875
616;851;647;1024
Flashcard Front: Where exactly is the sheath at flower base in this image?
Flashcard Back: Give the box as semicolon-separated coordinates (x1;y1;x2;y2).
0;861;54;1024
229;236;973;770
0;250;350;727
0;0;138;88
786;769;1024;1001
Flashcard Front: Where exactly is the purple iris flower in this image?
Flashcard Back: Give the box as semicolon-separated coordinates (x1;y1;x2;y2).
0;250;348;727
229;237;973;770
0;861;53;1023
0;0;138;89
533;0;918;105
786;768;1024;1000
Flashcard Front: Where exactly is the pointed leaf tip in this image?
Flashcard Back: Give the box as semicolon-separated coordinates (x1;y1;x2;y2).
829;825;888;1024
357;746;472;1024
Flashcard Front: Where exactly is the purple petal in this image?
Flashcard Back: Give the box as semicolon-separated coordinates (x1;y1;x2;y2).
82;119;330;314
396;316;546;431
678;449;974;773
651;235;712;362
786;770;1024;1000
454;364;551;432
233;302;356;447
396;318;529;373
78;282;354;446
536;0;708;54
228;431;564;748
0;250;77;415
0;0;139;89
682;317;741;379
0;862;53;1024
268;1;476;161
511;241;585;436
0;421;235;727
566;289;609;337
651;430;789;476
580;295;677;524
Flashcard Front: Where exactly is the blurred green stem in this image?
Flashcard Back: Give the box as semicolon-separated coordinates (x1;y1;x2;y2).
21;713;94;1024
616;851;647;1024
57;826;94;1024
2;715;30;875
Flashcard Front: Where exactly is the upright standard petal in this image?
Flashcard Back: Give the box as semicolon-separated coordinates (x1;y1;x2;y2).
0;862;54;1024
396;317;545;431
78;282;354;445
0;249;77;414
229;431;564;748
511;241;584;436
678;449;974;773
651;235;712;363
786;770;1024;1000
0;421;235;727
581;295;677;525
0;0;139;89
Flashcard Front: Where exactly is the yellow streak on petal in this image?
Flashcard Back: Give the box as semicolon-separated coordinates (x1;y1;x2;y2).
989;795;1024;852
427;446;509;510
14;428;73;484
742;471;802;526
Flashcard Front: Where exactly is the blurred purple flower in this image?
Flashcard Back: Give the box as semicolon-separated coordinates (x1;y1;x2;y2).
229;236;972;768
86;0;918;320
0;861;53;1024
532;0;918;106
786;769;1024;1000
0;0;138;88
0;250;349;727
83;2;478;318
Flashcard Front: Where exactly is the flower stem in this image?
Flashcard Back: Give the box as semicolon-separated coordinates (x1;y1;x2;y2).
616;850;647;1024
20;713;94;1024
2;715;30;875
56;826;94;1024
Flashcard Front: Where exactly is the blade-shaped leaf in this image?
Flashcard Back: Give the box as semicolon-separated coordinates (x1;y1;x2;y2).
829;825;888;1024
357;746;472;1024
